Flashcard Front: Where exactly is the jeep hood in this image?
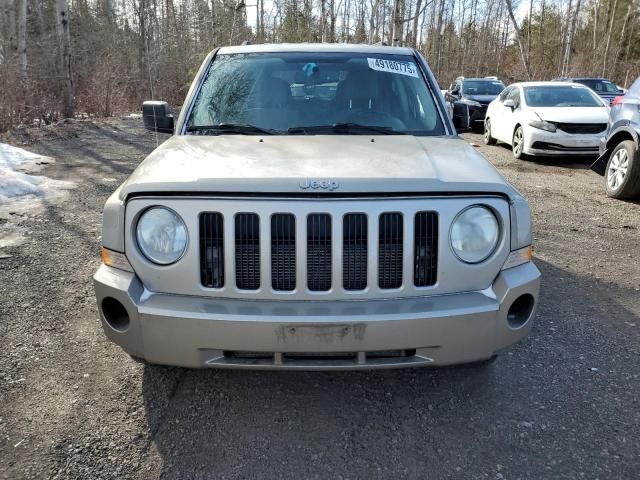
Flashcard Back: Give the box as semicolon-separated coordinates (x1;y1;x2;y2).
120;135;515;198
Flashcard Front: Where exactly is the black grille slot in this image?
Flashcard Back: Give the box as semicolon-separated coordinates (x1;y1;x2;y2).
530;141;599;152
271;214;296;291
307;214;332;291
555;123;607;134
378;213;403;289
235;213;260;290
199;213;224;288
343;214;367;290
414;211;438;287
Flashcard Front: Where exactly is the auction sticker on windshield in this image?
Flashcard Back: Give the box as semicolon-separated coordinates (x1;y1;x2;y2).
367;58;419;78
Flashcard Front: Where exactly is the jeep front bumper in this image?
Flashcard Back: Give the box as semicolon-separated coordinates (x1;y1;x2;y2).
93;262;541;370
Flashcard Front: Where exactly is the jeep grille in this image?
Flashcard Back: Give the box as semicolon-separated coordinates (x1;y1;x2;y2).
199;210;437;292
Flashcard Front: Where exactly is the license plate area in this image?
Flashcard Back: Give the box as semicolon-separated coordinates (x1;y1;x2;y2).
565;137;598;147
279;324;366;346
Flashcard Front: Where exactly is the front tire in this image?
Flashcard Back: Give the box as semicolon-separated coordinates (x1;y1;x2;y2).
512;126;526;159
605;140;640;199
484;119;496;145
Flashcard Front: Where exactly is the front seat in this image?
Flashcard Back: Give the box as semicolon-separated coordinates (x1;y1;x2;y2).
334;70;405;129
335;71;376;111
246;76;293;130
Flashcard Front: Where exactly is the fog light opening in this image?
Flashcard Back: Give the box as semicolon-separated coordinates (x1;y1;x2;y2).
507;294;535;329
101;297;130;332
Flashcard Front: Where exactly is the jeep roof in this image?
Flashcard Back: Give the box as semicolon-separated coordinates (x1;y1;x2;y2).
218;43;414;55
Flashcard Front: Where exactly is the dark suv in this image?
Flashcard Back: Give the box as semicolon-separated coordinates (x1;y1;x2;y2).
554;77;624;105
445;77;505;131
591;76;640;199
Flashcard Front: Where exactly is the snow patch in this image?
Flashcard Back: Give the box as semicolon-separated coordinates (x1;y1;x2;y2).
0;143;74;250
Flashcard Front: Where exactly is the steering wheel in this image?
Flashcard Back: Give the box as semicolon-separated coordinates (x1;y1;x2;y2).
344;109;405;129
345;109;389;123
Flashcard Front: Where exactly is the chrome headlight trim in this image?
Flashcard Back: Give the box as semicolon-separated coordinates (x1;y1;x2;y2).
449;205;501;264
135;206;189;265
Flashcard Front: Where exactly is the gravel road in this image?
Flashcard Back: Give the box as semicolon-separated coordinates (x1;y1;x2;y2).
1;120;639;479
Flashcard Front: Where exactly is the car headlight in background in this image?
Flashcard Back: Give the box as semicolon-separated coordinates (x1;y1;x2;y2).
450;206;500;263
461;98;482;107
528;119;557;132
136;207;188;265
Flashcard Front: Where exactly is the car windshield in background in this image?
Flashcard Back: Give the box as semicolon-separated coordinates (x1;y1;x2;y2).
462;80;505;95
523;86;604;107
575;79;618;93
186;52;445;135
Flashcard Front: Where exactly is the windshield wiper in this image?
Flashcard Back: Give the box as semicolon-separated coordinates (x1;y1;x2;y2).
288;123;401;135
186;123;279;135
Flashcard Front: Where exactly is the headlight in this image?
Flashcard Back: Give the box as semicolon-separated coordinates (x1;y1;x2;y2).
450;206;500;263
461;98;482;107
528;119;557;132
136;207;188;265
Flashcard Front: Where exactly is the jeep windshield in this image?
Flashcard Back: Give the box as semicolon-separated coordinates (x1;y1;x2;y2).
185;52;445;135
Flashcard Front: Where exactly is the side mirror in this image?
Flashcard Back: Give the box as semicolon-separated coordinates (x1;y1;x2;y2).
503;99;515;109
452;102;471;133
143;101;174;134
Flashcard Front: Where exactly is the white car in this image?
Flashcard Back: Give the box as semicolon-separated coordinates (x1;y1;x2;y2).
483;81;610;158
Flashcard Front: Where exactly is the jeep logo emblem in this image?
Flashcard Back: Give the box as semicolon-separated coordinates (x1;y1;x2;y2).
299;179;339;191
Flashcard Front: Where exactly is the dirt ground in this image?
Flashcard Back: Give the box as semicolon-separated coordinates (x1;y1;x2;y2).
0;119;639;479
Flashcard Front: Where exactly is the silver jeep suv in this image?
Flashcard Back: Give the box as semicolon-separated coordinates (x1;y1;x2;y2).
94;44;540;370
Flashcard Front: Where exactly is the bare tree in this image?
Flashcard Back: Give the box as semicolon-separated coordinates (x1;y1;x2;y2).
504;0;532;80
391;0;403;44
1;0;17;59
527;0;533;61
592;0;599;50
611;0;635;78
561;0;581;76
391;0;431;45
602;0;618;76
411;0;424;47
17;0;26;84
260;0;265;40
55;0;74;118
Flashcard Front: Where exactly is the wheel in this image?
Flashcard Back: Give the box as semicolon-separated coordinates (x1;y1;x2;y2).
484;118;496;145
512;126;526;159
605;140;640;199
